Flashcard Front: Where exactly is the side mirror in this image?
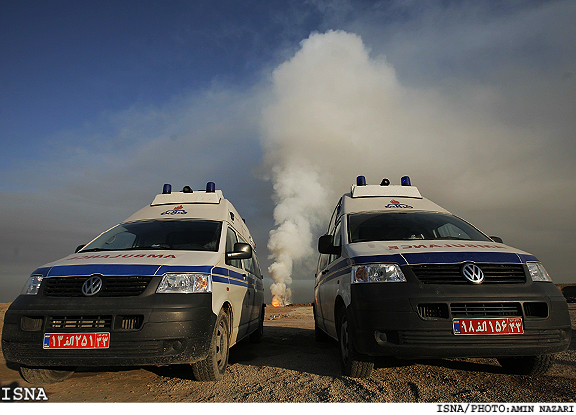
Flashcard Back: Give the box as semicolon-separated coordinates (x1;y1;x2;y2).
75;245;85;253
318;234;341;255
226;242;252;260
490;236;503;243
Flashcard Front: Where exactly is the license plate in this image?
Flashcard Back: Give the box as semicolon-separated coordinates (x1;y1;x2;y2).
43;333;110;349
453;317;523;335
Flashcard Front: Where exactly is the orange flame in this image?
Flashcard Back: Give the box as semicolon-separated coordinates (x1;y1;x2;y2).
271;296;282;307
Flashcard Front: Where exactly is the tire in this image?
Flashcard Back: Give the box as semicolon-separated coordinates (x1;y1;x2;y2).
249;305;264;343
497;355;555;375
191;309;230;381
19;366;74;384
338;306;374;378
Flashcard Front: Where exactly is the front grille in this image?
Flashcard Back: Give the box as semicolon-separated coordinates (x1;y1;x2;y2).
411;263;526;284
418;303;449;319
450;302;522;317
43;276;153;297
47;315;113;330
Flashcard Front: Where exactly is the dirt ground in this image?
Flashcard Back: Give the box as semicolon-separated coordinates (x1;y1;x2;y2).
1;301;575;403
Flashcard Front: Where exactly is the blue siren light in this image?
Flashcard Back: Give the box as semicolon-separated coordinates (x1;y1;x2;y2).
401;176;411;186
206;182;216;193
356;176;367;186
162;184;172;194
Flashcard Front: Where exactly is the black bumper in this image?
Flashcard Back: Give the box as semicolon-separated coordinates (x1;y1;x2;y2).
348;282;572;358
2;293;216;367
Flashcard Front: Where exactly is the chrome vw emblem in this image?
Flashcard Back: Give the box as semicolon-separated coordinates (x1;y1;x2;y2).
462;263;484;284
82;275;103;296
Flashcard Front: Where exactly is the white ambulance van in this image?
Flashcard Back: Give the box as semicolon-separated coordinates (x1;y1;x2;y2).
2;182;265;383
314;176;571;378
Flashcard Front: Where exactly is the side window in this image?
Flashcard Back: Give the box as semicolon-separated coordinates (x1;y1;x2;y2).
318;200;342;273
326;199;342;235
251;252;262;279
328;220;342;264
225;227;243;269
317;254;329;274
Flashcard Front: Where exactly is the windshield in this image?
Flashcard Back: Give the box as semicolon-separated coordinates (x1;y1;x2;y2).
347;211;492;243
81;220;222;252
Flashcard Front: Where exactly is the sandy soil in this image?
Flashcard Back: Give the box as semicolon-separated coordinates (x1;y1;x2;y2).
1;302;575;403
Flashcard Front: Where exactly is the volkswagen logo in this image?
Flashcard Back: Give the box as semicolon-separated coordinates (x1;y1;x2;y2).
461;263;484;284
82;275;103;296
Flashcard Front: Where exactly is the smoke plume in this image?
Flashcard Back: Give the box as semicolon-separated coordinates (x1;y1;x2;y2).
260;28;576;304
260;30;402;305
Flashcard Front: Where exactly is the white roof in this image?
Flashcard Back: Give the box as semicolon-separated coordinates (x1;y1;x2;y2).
350;184;422;199
342;184;449;215
151;190;223;205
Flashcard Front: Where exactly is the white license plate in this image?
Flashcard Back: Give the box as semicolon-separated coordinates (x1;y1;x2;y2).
43;332;110;349
453;317;523;335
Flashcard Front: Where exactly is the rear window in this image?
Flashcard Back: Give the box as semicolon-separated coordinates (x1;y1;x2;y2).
347;212;492;243
81;220;222;252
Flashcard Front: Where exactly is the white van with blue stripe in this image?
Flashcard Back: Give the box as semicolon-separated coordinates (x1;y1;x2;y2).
314;176;571;378
2;182;264;383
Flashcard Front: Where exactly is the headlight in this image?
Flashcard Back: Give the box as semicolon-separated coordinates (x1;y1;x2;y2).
156;273;212;293
352;264;406;283
527;262;553;282
22;275;43;295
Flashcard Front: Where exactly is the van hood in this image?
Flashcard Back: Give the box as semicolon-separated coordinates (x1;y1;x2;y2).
346;240;539;265
32;250;222;278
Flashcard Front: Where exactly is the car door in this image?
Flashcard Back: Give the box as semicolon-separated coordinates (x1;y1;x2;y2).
225;227;250;337
316;218;344;338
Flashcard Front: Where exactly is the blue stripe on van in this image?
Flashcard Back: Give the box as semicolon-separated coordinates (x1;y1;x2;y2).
213;267;229;277
213;274;228;284
228;278;248;287
31;267;52;277
47;264;161;277
352;254;407;265
518;253;539;263
402;251;521;265
156;265;213;274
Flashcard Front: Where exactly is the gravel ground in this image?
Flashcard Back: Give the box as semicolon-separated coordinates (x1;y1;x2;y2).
1;302;575;403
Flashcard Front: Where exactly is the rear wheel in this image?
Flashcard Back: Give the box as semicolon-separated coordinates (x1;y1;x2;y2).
497;355;555;375
191;309;230;381
338;306;373;378
19;366;74;384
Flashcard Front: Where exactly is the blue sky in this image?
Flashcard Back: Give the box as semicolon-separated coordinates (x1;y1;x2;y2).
1;0;575;303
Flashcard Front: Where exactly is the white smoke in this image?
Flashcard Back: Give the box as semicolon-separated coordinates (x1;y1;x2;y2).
260;29;576;303
260;30;403;305
266;161;330;305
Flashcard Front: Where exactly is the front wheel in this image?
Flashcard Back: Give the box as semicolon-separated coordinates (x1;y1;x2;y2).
19;366;75;384
497;355;555;375
191;309;230;381
338;306;374;378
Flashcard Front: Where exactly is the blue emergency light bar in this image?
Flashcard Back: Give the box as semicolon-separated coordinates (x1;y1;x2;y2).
162;184;172;194
206;182;216;193
357;175;411;186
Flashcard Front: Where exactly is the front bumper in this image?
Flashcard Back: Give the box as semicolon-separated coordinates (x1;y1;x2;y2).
348;282;572;358
2;293;216;367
